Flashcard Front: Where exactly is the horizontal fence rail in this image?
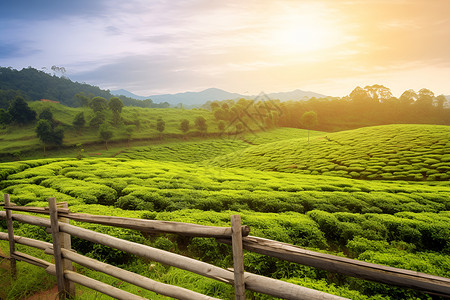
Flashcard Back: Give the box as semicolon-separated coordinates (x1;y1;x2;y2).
3;205;251;238
0;198;347;300
1;198;450;299
217;236;450;297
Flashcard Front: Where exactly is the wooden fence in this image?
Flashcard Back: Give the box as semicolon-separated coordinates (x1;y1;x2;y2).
1;194;449;299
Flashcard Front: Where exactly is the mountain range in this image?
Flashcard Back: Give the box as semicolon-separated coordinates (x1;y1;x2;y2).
111;88;327;106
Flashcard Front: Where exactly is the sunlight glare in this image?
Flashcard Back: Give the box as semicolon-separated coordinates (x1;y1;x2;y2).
269;8;342;56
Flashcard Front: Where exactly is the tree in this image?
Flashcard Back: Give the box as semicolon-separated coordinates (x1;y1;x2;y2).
364;84;392;103
99;124;113;150
89;96;108;113
72;112;86;134
416;88;435;117
75;93;90;107
8;96;36;124
435;95;447;110
108;97;124;114
38;108;54;124
417;88;434;106
156;117;165;138
89;111;106;128
399;89;417;105
180;119;190;134
0;108;12;125
124;125;136;147
35;119;64;155
300;111;318;142
194;116;207;135
218;120;225;132
36;120;53;155
349;87;371;104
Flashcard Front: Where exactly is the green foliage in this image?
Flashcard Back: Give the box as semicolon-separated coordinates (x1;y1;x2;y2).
108;97;124;113
209;124;450;181
7;96;36;124
89;96;108;113
195;116;207;133
38;108;53;123
1;123;450;299
300;110;318;129
89;111;106;128
35;119;64;152
72;111;86;132
156;117;165;133
99;124;113;147
0;108;12;125
180;118;190;133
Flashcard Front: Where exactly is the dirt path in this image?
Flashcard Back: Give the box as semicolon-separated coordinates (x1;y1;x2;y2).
0;247;11;300
23;285;59;300
0;247;10;270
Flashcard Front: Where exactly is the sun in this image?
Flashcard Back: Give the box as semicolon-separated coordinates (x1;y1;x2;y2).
267;6;342;56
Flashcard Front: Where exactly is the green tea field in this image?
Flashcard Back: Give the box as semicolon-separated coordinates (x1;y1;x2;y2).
209;124;450;181
1;124;450;299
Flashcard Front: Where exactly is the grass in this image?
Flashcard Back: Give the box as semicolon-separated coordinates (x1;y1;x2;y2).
2;101;294;156
1;101;218;154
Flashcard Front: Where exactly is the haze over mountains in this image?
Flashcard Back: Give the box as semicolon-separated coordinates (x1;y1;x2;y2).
111;88;327;106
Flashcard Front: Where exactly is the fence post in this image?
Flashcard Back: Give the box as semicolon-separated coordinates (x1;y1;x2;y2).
57;202;75;297
231;215;245;300
48;197;67;299
4;194;17;278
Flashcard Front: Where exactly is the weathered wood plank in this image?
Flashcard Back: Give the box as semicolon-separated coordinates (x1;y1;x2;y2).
0;231;52;250
0;211;52;227
12;251;51;269
45;247;219;300
231;215;245;299
62;212;250;237
1;206;250;237
58;220;235;283
46;266;147;300
218;236;450;297
244;271;348;300
4;194;17;277
48;197;66;299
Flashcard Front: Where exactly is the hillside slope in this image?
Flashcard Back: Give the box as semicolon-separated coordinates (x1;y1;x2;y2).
208;124;450;181
116;128;325;162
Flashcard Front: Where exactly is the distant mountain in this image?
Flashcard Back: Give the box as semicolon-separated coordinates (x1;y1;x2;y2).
111;89;148;100
112;88;327;106
266;89;326;101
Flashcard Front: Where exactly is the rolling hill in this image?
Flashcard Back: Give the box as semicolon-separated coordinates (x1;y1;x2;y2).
207;124;450;181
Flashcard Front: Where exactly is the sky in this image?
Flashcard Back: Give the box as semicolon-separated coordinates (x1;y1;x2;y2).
0;0;449;97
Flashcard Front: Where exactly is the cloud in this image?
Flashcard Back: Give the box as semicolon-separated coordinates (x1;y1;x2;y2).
105;26;122;36
0;42;41;60
0;0;106;21
0;0;449;97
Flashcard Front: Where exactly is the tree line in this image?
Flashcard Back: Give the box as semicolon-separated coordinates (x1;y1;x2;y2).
204;85;449;131
0;67;170;109
0;94;211;155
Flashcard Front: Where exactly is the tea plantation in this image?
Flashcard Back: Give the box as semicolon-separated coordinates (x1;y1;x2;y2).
209;124;450;181
1;124;450;299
